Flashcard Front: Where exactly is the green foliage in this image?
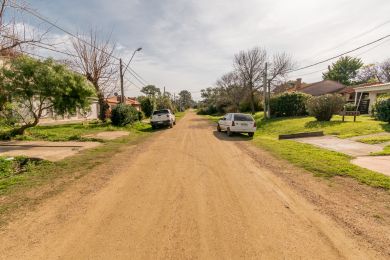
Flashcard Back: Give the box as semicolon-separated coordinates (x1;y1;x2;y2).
156;95;174;111
374;98;390;123
178;90;193;110
322;56;363;85
138;110;145;121
306;94;345;121
0;56;95;134
344;102;357;111
141;85;161;98
269;92;309;117
110;104;139;126
0;157;44;180
138;96;154;117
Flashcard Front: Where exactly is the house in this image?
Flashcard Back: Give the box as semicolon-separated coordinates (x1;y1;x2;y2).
274;78;308;94
353;82;390;113
298;80;346;96
106;96;141;111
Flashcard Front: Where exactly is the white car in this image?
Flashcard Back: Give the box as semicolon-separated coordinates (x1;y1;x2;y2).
151;109;176;129
217;113;256;137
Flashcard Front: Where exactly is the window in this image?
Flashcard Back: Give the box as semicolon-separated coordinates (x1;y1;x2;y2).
153;109;169;115
233;114;254;121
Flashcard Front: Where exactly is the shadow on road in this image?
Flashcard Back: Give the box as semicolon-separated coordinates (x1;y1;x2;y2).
213;130;253;142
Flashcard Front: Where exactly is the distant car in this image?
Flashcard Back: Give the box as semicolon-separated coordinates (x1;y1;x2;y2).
217;113;256;137
150;109;176;129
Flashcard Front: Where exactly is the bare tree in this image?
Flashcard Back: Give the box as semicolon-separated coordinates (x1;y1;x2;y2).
379;59;390;83
0;0;48;56
234;47;266;113
216;71;243;112
71;29;117;121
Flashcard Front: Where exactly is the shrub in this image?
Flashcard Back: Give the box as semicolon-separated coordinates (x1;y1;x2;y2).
110;104;139;126
139;97;154;118
306;94;345;121
269;92;310;117
374;98;390;123
344;102;357;111
138;111;145;121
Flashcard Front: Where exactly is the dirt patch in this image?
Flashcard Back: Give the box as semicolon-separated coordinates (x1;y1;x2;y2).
0;141;101;161
82;131;129;140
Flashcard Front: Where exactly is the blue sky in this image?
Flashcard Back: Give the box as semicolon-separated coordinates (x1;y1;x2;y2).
26;0;390;99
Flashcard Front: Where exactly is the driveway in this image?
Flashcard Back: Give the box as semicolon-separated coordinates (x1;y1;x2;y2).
294;136;383;157
294;135;390;177
0;141;101;161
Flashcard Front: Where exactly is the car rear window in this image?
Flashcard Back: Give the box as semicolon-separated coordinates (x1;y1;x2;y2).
234;114;253;121
153;110;169;115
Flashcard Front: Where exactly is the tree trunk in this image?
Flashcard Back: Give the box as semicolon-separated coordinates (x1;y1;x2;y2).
97;92;108;122
10;117;39;136
249;86;255;114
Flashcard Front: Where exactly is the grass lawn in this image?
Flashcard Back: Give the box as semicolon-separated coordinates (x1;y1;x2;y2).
205;113;390;189
358;136;390;144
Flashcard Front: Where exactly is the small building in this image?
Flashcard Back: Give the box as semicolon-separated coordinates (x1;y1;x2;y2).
106;96;141;111
354;82;390;113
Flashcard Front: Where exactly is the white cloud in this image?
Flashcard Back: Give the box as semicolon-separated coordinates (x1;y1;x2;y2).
24;0;390;99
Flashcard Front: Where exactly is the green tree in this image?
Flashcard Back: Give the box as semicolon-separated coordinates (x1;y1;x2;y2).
141;85;161;98
138;96;154;117
178;90;193;110
0;56;95;135
322;56;363;85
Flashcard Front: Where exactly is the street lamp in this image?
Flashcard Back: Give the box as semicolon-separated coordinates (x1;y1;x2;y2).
124;47;142;73
120;47;142;103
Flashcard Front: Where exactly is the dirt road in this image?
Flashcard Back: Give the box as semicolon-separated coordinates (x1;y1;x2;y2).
0;112;380;259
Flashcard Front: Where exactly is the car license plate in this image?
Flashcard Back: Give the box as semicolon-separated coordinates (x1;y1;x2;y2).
158;121;163;124
241;123;248;126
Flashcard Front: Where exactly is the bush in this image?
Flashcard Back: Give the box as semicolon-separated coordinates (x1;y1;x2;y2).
138;111;145;121
344;102;357;111
306;94;345;121
110;104;139;126
139;97;154;118
270;92;310;117
374;98;390;123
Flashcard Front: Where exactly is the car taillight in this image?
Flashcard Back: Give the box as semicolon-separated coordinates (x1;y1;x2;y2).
253;122;256;127
232;121;235;126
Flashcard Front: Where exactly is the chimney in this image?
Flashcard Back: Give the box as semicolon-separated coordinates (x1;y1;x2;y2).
296;78;302;90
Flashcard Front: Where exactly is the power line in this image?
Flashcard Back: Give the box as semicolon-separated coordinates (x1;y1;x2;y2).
11;0;120;61
288;33;390;73
13;0;152;87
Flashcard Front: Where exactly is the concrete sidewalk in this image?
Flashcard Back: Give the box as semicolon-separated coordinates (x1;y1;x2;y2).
0;141;101;161
294;136;383;157
293;135;390;177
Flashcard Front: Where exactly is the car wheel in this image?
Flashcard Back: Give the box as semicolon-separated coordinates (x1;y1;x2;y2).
217;124;221;132
248;132;254;137
227;128;232;137
152;125;156;130
173;121;176;125
169;122;174;128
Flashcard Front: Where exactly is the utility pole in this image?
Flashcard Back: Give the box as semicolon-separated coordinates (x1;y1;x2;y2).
263;62;268;118
267;80;271;118
119;58;125;103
